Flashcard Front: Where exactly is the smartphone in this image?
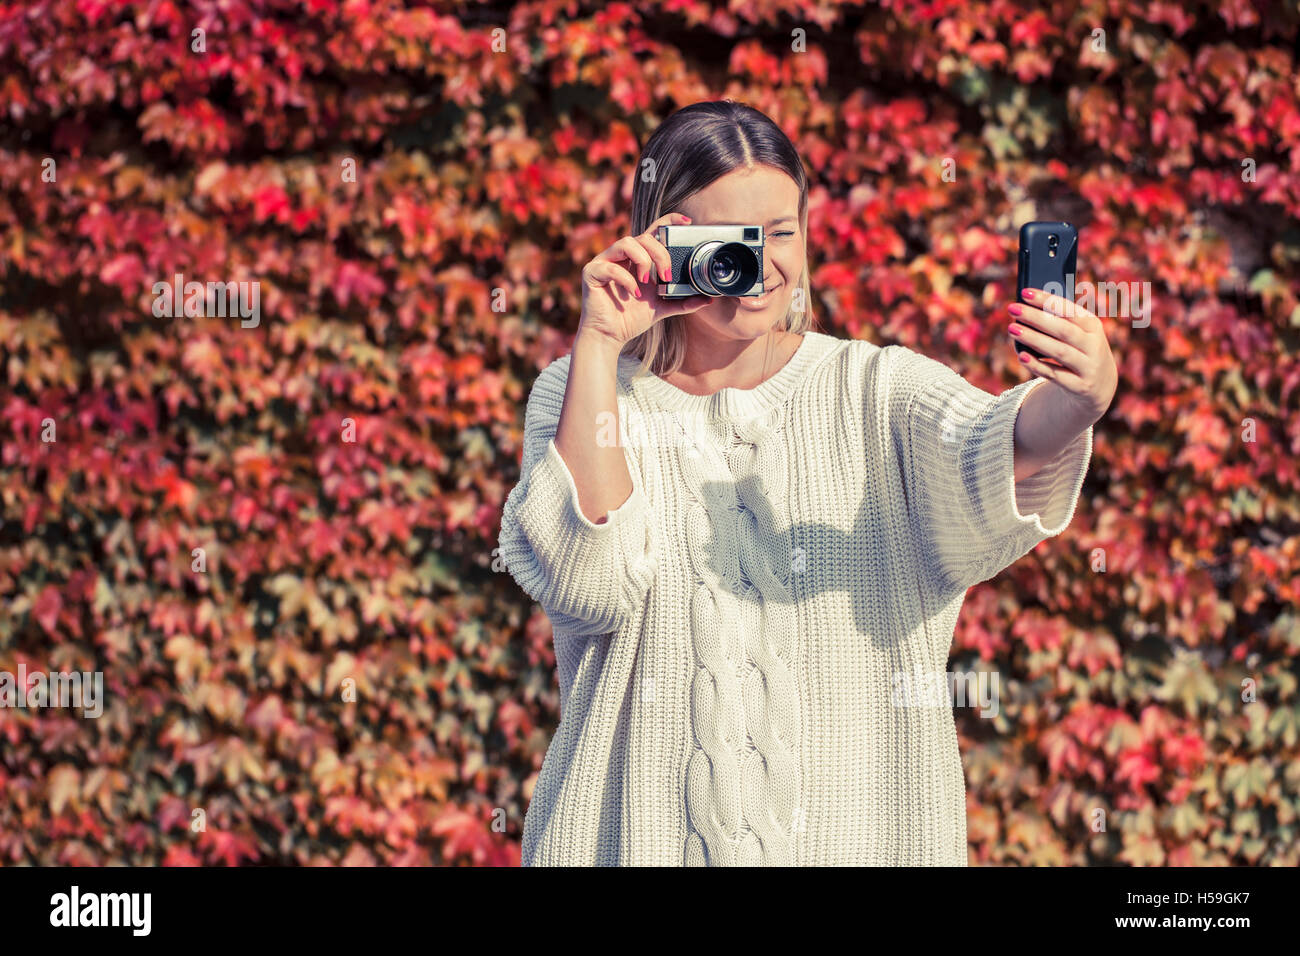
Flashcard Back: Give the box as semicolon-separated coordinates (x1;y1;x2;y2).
1016;221;1078;364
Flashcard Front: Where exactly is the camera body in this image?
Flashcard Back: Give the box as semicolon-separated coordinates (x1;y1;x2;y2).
654;224;766;298
1016;220;1078;363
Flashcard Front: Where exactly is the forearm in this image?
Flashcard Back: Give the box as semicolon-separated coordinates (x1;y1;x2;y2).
553;331;634;524
1012;381;1096;484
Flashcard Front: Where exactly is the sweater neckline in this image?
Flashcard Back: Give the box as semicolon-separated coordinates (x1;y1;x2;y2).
620;330;838;421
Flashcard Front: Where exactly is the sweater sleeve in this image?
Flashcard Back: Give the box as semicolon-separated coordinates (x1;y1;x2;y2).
885;345;1092;595
496;357;658;635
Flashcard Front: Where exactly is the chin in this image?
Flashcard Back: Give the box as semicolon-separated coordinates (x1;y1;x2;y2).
739;313;782;337
693;311;773;340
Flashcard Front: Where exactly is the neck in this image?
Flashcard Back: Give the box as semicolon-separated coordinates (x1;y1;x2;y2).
669;325;798;395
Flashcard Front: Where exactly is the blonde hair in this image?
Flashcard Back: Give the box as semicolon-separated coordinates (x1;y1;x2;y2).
622;99;820;380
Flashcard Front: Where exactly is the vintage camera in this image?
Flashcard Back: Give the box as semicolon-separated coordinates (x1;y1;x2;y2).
654;224;765;298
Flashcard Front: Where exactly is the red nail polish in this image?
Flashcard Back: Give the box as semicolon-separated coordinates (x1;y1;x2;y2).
1023;289;1036;300
1008;303;1022;316
1009;325;1022;336
1019;351;1031;362
633;286;641;298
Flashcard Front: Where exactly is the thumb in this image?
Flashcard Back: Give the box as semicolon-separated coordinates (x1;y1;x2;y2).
663;294;712;319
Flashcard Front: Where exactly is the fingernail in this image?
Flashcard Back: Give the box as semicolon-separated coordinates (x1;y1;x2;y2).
661;267;670;280
1009;324;1022;336
1023;288;1036;300
641;269;649;282
633;286;641;298
680;215;691;221
1008;303;1023;316
1019;351;1031;362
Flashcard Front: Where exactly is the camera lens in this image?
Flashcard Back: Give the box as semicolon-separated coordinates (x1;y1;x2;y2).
689;241;759;296
711;250;739;285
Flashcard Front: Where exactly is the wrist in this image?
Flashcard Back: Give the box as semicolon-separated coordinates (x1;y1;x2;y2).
574;327;628;362
1057;384;1101;427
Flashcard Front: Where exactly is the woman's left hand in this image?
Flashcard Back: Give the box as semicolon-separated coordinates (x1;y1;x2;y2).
1006;287;1118;422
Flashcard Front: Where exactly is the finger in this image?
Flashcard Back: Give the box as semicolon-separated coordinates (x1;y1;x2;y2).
639;212;690;281
616;236;657;283
1008;308;1092;369
587;260;642;300
646;211;692;233
1015;347;1085;389
660;294;711;319
599;237;655;282
1021;287;1099;329
1008;321;1083;373
1008;304;1090;359
633;233;674;284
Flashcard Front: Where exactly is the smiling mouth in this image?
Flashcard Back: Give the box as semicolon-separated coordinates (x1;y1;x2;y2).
738;283;781;306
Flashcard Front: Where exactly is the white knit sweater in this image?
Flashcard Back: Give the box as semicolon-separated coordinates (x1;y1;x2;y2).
498;331;1093;865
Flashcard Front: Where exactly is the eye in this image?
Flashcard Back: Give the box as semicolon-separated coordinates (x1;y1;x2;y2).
771;231;795;237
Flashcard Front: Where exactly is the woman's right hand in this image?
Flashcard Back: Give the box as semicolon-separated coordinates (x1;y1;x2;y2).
577;212;713;347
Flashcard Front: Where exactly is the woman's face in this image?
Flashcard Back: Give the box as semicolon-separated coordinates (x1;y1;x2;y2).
674;165;804;341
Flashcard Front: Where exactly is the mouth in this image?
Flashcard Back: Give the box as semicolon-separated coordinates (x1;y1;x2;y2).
737;283;782;308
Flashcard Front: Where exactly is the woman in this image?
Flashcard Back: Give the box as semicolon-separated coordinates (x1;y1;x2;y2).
497;100;1117;865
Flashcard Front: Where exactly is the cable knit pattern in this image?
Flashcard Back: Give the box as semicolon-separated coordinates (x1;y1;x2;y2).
676;402;802;865
499;332;1094;866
